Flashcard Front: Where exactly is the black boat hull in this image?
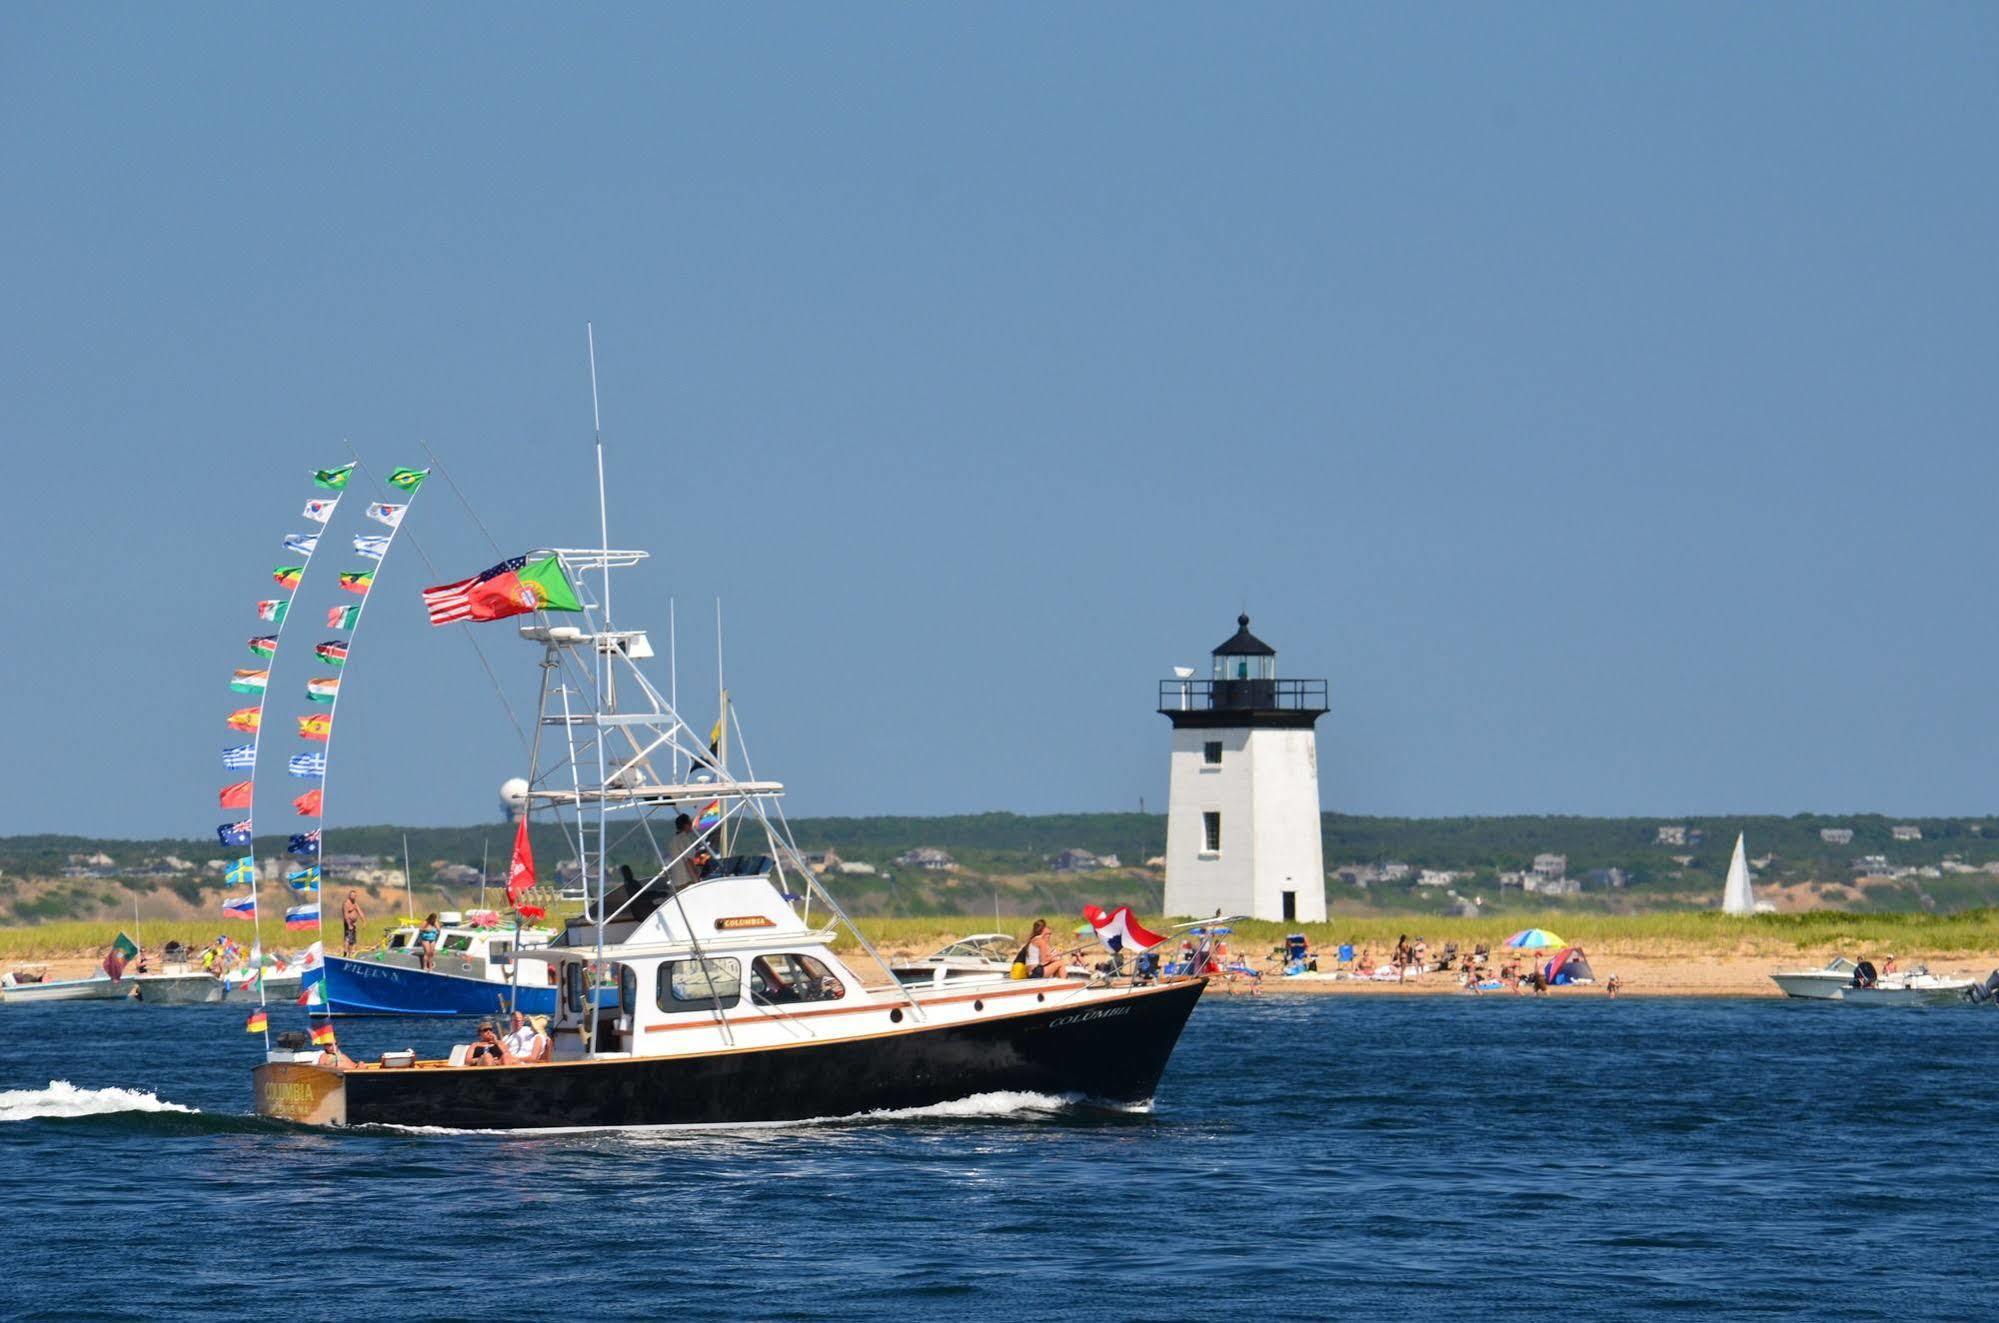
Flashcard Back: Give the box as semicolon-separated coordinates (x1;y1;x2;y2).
258;977;1206;1130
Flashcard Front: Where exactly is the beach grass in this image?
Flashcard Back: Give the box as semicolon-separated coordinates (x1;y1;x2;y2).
10;908;1999;964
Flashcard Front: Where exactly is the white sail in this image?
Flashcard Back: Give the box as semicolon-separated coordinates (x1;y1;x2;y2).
1722;832;1755;916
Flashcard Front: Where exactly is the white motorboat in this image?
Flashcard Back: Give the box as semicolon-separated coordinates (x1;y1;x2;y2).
889;933;1022;986
0;970;129;1003
1839;971;1978;1007
1769;956;1861;999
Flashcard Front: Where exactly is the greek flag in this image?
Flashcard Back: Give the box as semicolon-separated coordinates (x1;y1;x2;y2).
222;744;257;771
283;533;320;557
288;752;327;779
352;534;390;560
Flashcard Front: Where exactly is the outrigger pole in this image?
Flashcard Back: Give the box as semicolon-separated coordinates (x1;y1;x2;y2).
586;323;612;974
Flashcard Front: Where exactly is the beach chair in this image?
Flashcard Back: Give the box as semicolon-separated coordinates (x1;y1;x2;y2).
1337;943;1356;968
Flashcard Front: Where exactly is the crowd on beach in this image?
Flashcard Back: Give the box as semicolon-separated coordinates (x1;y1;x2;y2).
1242;933;1623;996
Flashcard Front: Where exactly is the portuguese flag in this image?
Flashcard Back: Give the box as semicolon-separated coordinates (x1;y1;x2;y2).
469;555;582;621
103;931;139;982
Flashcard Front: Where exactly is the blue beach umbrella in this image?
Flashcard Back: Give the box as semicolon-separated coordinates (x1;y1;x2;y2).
1503;928;1564;950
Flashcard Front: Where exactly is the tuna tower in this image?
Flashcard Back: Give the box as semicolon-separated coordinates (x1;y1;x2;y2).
1158;615;1328;923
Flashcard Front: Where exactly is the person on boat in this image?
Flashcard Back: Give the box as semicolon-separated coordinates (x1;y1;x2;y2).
527;1014;552;1062
1022;919;1064;978
1880;954;1898;977
342;891;366;957
464;1022;506;1066
666;814;701;889
503;1010;538;1064
416;913;441;971
316;1041;361;1070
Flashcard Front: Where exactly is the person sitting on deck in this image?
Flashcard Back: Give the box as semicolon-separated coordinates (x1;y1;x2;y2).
316;1042;361;1070
416;913;441;971
464;1021;506;1066
503;1011;538;1064
527;1014;552;1062
1023;919;1065;978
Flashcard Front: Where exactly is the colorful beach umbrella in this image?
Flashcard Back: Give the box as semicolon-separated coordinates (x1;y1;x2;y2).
1503;928;1565;950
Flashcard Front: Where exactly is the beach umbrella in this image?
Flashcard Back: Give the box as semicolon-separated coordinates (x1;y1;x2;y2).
1503;928;1564;950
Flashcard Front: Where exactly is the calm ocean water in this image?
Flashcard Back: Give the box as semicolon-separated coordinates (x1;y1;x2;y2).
3;992;1995;1320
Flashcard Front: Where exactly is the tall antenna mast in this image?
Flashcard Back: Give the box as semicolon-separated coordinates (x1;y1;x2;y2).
587;322;612;630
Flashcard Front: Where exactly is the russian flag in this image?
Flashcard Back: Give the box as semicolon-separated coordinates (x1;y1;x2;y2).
222;895;257;921
284;903;320;931
1082;904;1166;953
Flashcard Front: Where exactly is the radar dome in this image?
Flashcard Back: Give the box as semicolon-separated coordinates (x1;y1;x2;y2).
499;777;531;817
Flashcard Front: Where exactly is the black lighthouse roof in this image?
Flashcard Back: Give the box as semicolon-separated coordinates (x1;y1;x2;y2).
1212;613;1275;657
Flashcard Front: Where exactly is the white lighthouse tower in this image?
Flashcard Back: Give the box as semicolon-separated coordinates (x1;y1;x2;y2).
1159;614;1329;923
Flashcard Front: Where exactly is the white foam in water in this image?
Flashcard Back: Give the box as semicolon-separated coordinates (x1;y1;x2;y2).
370;1090;1097;1138
0;1080;199;1123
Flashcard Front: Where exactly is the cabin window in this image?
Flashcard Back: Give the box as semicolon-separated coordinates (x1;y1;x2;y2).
387;933;409;950
658;957;742;1013
442;935;473;953
562;962;586;1015
1203;741;1223;765
750;954;847;1006
489;941;511;959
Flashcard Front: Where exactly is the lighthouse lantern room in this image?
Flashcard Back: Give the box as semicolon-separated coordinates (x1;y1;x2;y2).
1158;615;1329;923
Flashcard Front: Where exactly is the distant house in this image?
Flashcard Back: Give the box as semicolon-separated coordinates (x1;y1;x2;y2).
1821;828;1855;845
1585;867;1629;890
802;849;842;874
1416;869;1459;889
1049;849;1104;873
1144;855;1166;869
835;860;878;876
1379;861;1412;882
892;847;957;872
1891;825;1922;842
432;862;482;887
1523;875;1580;897
1655;825;1689;846
1532;853;1568;881
1851;855;1891;874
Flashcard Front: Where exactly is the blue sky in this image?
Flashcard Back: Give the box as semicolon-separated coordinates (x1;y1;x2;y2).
1;4;1993;837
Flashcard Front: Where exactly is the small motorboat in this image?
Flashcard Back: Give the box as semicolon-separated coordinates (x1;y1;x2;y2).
889;933;1022;986
0;970;129;1003
1769;956;1860;1000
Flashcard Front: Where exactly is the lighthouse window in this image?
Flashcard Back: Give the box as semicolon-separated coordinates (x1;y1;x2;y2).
1203;741;1223;766
1203;811;1222;853
659;957;743;1012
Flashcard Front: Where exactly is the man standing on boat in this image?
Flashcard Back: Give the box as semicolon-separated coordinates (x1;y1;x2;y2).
667;813;702;890
341;891;366;957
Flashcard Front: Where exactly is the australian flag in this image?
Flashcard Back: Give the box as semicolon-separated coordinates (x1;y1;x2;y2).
287;830;321;857
288;752;327;779
222;744;257;771
217;821;254;847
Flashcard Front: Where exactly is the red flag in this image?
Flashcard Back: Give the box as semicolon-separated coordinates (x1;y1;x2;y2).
292;789;323;816
516;904;546;922
219;781;254;809
506;815;535;907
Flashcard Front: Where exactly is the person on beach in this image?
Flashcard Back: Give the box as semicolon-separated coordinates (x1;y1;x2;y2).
1605;974;1622;997
341;891;365;957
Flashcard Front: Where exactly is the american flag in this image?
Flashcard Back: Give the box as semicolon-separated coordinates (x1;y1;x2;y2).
421;556;525;625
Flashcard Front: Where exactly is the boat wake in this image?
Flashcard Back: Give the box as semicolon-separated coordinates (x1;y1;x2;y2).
0;1080;200;1123
365;1091;1154;1138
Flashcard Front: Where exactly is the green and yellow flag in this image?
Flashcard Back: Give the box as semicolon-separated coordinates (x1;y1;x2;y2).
386;466;429;493
313;463;355;490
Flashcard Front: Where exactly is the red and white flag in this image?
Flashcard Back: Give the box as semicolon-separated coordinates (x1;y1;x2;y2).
506;815;536;907
420;573;480;625
1082;904;1166;953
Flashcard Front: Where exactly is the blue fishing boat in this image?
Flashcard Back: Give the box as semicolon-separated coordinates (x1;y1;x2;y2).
316;914;602;1017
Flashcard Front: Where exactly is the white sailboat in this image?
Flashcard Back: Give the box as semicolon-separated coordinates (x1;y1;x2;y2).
1721;831;1755;916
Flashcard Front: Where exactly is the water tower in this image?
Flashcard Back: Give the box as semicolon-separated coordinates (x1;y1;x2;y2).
1158;614;1329;923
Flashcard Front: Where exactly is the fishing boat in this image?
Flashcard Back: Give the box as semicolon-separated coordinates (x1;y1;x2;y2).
1838;973;1979;1007
890;932;1058;986
254;394;1205;1128
317;913;564;1017
0;970;128;1003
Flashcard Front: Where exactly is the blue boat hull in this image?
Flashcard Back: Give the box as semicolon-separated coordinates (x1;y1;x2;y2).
317;956;567;1018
